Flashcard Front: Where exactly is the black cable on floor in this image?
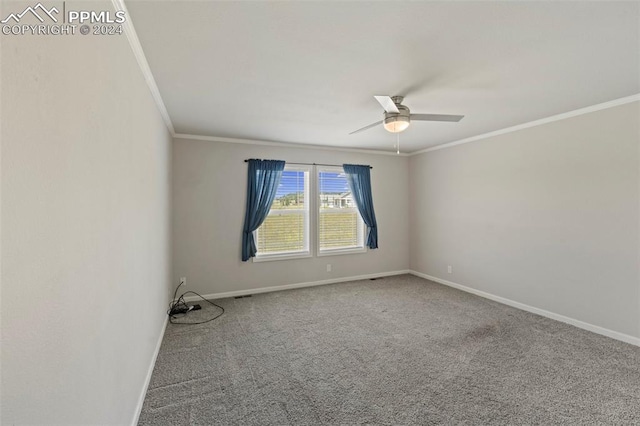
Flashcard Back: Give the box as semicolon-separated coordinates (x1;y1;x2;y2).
167;282;225;325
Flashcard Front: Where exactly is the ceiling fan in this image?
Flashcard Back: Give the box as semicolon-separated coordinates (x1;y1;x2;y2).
350;95;464;134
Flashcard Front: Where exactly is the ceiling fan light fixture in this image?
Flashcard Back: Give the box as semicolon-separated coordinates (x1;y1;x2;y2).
383;115;410;133
348;94;463;136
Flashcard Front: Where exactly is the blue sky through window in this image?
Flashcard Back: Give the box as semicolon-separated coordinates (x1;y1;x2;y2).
276;171;349;197
276;171;304;197
319;171;350;194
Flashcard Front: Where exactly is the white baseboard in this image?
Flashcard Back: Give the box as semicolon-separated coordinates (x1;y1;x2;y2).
409;270;640;347
131;314;168;426
182;270;411;302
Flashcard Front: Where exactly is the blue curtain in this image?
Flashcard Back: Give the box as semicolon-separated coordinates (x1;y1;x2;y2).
242;159;285;261
343;164;378;249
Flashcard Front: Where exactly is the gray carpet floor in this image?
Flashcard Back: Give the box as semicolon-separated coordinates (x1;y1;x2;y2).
138;274;640;425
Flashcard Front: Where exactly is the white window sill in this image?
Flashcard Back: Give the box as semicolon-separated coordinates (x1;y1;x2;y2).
318;247;367;257
252;252;312;263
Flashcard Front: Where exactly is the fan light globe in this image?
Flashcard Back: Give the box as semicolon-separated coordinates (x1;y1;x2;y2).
383;116;410;133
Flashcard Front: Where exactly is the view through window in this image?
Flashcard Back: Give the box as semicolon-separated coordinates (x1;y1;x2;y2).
255;167;309;256
255;165;364;260
318;167;364;253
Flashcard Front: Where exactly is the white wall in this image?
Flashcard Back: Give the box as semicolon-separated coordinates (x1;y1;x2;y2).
0;4;173;424
409;102;640;340
172;139;409;296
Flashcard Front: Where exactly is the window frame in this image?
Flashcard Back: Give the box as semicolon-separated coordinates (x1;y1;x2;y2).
253;164;312;262
316;166;367;257
252;164;368;262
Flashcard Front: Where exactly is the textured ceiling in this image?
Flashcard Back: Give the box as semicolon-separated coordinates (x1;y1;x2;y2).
126;1;639;153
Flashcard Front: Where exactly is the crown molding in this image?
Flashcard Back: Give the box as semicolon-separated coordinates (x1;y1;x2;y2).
112;0;175;135
411;94;640;156
174;133;411;157
111;2;637;157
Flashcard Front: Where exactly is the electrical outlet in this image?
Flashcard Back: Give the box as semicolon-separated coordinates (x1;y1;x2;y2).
180;277;186;286
447;265;452;274
326;264;332;272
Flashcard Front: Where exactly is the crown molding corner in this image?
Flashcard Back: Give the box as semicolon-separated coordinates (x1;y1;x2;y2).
112;0;176;136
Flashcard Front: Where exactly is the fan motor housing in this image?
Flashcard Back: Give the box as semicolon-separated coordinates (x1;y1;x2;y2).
384;104;411;132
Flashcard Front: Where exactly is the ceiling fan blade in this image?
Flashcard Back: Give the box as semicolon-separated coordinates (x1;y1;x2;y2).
374;96;399;113
349;120;383;135
411;113;464;122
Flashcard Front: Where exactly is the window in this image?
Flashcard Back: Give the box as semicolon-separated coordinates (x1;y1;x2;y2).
254;164;366;261
254;166;310;260
318;167;365;255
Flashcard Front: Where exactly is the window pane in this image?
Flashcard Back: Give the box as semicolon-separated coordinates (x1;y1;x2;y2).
272;170;306;210
319;169;363;251
256;211;305;253
319;209;360;249
256;169;308;255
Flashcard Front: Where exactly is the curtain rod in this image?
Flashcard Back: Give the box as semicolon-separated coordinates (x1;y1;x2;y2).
244;160;372;169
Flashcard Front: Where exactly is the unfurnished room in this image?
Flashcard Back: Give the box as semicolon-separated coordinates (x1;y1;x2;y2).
1;0;639;424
